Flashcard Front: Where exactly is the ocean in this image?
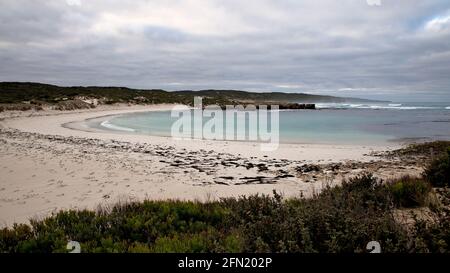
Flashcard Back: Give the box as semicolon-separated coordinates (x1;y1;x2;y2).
90;102;450;145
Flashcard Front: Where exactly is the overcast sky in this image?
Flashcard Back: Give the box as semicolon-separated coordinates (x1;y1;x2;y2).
1;0;450;101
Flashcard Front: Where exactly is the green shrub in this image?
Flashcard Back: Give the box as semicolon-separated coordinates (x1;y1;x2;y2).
1;174;449;253
223;175;408;253
128;242;152;253
150;231;216;253
425;148;450;187
0;200;231;253
388;177;431;208
409;215;450;253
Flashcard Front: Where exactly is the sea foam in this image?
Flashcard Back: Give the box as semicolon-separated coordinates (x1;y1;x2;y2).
101;120;136;132
315;103;443;110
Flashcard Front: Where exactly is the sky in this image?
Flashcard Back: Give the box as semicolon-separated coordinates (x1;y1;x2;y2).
1;0;450;101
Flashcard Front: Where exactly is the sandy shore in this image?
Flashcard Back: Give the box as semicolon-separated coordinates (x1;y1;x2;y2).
0;104;422;226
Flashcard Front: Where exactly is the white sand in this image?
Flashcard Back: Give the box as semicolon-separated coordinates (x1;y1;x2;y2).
0;104;406;226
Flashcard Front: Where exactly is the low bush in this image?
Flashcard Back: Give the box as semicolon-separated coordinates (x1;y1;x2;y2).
387;177;431;208
409;215;450;253
223;175;408;253
1;174;450;253
424;148;450;187
0;200;233;253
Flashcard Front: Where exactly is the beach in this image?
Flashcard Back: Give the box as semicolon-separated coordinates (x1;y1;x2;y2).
0;104;423;226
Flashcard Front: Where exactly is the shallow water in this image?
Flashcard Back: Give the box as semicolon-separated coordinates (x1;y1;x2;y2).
89;102;450;144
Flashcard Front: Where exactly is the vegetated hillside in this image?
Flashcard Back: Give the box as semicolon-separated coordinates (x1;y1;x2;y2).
0;82;188;105
0;82;383;107
173;89;384;103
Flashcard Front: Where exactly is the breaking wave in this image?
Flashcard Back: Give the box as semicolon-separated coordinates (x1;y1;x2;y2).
315;103;442;110
100;120;136;132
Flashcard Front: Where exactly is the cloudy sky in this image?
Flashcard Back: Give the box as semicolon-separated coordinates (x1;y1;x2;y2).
1;0;450;101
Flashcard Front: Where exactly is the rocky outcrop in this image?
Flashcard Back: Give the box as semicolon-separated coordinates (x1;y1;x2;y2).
275;103;316;110
206;103;316;110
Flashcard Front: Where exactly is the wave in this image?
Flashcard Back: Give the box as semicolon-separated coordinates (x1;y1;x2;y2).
446;106;450;110
100;120;136;132
315;103;359;109
316;103;440;110
370;106;436;110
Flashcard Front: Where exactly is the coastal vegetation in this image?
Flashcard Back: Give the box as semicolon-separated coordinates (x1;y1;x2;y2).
1;142;449;253
0;82;382;111
425;148;450;188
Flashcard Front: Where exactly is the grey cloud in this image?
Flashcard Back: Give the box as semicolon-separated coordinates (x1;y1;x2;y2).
0;0;450;101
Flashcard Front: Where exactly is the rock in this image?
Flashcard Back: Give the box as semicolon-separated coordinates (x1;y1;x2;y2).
214;181;229;186
296;164;321;173
257;163;268;172
245;163;255;169
275;174;294;179
219;176;234;180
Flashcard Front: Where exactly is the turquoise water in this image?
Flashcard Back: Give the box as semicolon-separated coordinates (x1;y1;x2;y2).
92;102;450;144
